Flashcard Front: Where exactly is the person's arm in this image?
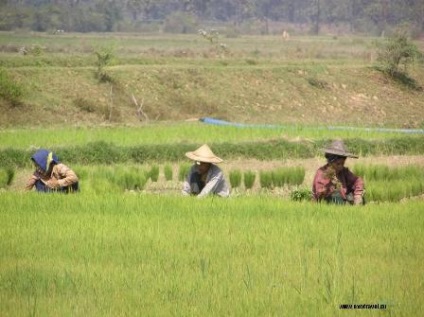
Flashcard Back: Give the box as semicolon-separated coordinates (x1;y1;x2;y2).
47;164;78;189
345;169;364;205
25;174;38;191
312;168;333;201
198;167;227;198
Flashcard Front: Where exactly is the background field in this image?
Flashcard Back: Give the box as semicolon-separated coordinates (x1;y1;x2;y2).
1;32;423;128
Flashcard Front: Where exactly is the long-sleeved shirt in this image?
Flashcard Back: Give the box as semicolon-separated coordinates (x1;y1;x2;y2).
26;163;79;192
312;164;364;202
182;164;230;198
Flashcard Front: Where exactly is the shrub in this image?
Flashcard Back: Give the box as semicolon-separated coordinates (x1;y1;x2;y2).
229;170;242;188
375;31;422;88
94;47;115;83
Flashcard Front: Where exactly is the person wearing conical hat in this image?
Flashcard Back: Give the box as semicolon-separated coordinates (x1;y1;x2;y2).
182;144;230;198
25;148;79;193
312;140;364;205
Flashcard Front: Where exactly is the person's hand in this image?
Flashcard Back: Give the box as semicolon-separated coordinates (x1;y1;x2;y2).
353;195;363;205
46;178;59;189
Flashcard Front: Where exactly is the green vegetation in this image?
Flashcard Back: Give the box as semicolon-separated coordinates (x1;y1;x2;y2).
0;167;14;188
2;135;424;169
354;164;424;202
375;31;423;89
178;163;191;182
164;164;173;181
0;68;23;106
0;33;423;128
243;171;256;190
0;194;423;316
229;170;242;189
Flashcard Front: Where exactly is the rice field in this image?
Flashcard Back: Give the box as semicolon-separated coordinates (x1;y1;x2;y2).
0;194;423;316
0;121;423;316
0;122;422;150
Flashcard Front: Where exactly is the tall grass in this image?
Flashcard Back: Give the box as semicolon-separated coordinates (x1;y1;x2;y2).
1;124;421;150
353;164;424;202
229;170;242;188
164;164;173;181
178;163;191;181
243;171;256;190
0;194;423;316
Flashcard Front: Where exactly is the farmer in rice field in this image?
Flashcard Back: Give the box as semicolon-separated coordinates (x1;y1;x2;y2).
182;144;230;198
25;148;79;193
312;140;364;205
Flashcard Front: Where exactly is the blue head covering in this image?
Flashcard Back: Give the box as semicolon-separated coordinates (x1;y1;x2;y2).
31;149;59;173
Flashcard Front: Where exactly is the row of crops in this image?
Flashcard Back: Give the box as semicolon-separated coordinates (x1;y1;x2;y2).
1;164;423;203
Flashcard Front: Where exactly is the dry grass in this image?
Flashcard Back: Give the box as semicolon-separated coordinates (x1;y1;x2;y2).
1;32;423;128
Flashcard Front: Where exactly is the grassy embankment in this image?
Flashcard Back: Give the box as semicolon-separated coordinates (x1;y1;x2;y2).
1;32;423;128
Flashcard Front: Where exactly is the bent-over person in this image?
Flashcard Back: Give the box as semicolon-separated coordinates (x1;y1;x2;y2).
26;148;79;193
182;144;230;198
312;140;364;205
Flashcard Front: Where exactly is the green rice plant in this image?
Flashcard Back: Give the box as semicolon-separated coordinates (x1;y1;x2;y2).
270;167;305;188
271;168;287;187
409;179;423;197
164;164;173;181
387;182;406;202
0;169;9;188
178;163;191;181
243;171;256;190
354;164;424;182
290;187;312;201
1;194;423;317
259;171;273;189
148;165;160;182
0;167;14;188
229;170;242;188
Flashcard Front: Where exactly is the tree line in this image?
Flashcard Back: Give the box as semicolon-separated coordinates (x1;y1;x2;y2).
0;0;423;36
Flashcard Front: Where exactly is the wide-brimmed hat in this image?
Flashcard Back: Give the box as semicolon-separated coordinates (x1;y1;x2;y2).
185;144;223;164
323;140;358;158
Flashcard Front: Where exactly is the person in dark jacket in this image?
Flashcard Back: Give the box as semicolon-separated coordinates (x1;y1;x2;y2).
312;140;364;205
26;149;79;193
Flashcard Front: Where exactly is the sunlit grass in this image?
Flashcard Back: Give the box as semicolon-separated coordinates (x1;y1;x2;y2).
0;193;423;316
0;122;420;150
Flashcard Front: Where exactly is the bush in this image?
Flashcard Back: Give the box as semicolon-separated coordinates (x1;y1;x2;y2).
375;31;422;88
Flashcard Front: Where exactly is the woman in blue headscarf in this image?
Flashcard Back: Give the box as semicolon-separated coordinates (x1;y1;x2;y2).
25;149;79;193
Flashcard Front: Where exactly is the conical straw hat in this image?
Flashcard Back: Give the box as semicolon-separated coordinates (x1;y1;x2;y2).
185;144;223;163
323;140;358;158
